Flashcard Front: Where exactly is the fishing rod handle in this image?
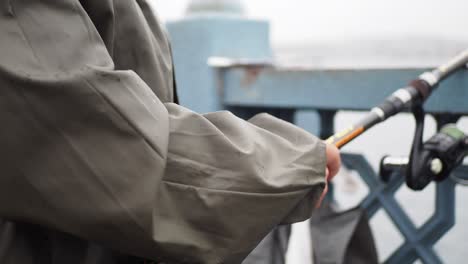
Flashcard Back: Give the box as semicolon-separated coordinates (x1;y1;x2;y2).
325;111;382;148
325;125;364;149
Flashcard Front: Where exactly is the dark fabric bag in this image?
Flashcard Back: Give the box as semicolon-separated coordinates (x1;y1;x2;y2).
310;205;379;264
242;204;378;264
243;226;291;264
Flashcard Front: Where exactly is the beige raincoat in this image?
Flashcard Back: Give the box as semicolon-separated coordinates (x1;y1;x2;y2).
0;0;326;263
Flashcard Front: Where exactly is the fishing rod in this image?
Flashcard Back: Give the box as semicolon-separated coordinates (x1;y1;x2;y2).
326;49;468;190
326;49;468;149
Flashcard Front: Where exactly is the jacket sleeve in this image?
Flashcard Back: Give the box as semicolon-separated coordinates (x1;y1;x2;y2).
0;1;326;263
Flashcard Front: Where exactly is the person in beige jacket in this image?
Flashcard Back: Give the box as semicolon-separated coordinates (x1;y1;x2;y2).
0;0;341;263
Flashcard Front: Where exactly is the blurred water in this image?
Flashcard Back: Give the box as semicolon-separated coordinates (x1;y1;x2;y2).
274;38;468;69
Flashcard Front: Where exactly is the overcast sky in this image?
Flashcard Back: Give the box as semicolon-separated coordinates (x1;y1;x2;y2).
152;0;468;45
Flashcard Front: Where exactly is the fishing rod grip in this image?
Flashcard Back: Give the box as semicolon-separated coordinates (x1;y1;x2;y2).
325;125;364;149
325;111;382;148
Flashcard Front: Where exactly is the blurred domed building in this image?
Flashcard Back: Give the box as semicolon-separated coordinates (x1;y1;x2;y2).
186;0;245;15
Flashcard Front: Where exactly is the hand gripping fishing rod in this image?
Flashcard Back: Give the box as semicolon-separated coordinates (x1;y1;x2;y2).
326;49;468;149
326;49;468;190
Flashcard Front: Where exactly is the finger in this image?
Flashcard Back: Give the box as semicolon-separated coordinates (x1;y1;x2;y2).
326;144;341;180
315;181;329;209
